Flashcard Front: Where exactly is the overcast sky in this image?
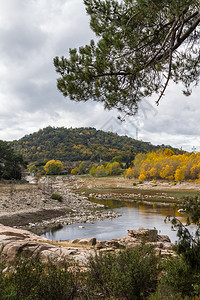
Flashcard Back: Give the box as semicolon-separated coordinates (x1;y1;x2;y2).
0;0;199;152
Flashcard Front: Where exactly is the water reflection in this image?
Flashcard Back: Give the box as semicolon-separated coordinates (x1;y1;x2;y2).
41;199;194;243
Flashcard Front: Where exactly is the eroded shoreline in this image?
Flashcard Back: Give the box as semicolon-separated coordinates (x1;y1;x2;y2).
0;176;121;235
0;176;199;236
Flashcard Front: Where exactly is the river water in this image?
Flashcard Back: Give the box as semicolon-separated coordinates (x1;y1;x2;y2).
41;199;195;243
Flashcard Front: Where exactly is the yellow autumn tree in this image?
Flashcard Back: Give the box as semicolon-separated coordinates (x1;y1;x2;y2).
174;168;185;182
149;167;158;179
138;170;147;181
163;148;175;157
160;165;174;180
44;160;63;175
124;167;135;179
89;167;96;176
71;167;79;175
95;165;106;176
125;150;200;182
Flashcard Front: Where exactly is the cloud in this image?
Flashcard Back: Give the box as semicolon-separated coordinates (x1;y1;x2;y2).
0;0;199;153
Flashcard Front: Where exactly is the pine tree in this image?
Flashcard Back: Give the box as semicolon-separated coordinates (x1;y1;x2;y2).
54;0;200;115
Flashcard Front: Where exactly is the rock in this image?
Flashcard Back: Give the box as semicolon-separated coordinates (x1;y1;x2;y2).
100;248;114;252
78;238;96;246
71;239;81;244
95;241;106;249
162;242;173;250
0;223;174;266
126;242;141;249
107;241;120;248
158;235;171;243
127;228;158;242
0;224;87;264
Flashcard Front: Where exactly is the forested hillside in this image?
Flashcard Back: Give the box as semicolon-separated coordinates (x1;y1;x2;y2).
11;126;183;163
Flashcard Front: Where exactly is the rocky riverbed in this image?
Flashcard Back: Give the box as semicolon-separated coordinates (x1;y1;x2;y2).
0;176;176;265
0;176;121;235
0;224;174;266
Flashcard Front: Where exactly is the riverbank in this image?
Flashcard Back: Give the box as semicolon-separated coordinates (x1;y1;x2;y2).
0;224;174;265
75;176;200;205
0;176;199;235
0;176;121;235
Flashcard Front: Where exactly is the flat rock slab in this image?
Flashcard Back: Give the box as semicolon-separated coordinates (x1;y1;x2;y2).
0;224;92;265
0;224;174;266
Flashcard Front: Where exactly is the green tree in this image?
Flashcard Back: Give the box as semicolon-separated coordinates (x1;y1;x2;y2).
44;160;63;175
89;166;96;176
105;162;121;175
78;161;91;174
167;196;200;281
0;140;27;180
54;1;200;115
111;155;122;164
95;165;106;176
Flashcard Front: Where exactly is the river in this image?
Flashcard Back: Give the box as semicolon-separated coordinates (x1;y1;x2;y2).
41;198;195;243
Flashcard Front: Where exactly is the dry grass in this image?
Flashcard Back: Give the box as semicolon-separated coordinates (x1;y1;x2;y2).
75;176;200;204
40;239;92;249
76;176;200;191
0;182;38;193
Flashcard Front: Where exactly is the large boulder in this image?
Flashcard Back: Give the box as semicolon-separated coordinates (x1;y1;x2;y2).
0;224;86;264
127;228;158;242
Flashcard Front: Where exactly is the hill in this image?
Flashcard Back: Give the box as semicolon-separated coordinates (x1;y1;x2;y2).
10;126;184;163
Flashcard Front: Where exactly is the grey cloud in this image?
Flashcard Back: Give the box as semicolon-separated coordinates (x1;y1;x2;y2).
0;25;47;61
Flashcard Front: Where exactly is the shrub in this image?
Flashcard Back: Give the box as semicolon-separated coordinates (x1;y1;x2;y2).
155;256;200;298
85;245;160;299
51;193;63;202
1;256;78;300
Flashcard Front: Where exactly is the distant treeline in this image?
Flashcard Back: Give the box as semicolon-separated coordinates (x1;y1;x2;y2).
11;126;184;163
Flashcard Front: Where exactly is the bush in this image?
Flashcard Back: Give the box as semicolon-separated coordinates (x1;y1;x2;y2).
85;245;160;299
0;256;78;300
51;193;63;202
154;256;200;298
